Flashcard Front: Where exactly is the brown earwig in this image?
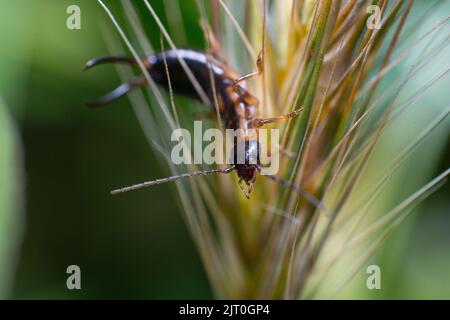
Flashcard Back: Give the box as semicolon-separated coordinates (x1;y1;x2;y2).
84;49;327;210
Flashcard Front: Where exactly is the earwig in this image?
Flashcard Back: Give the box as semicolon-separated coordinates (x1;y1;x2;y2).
84;49;327;211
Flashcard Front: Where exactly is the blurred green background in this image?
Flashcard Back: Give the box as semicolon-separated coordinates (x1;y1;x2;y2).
0;0;449;299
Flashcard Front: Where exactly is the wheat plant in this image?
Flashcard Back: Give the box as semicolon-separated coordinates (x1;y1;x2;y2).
96;0;450;299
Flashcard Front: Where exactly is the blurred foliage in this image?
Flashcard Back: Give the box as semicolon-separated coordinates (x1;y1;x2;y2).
0;0;211;299
0;98;24;298
0;0;448;299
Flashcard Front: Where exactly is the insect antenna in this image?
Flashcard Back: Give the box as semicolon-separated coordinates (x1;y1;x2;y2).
259;203;300;225
111;166;235;195
264;175;332;216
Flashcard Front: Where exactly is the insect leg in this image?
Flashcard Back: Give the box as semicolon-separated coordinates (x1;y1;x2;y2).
273;143;296;158
250;107;304;128
194;111;217;121
264;175;332;216
232;50;264;92
200;19;226;63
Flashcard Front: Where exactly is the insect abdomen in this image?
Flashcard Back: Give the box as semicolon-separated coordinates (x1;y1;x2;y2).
148;49;258;131
147;49;225;102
